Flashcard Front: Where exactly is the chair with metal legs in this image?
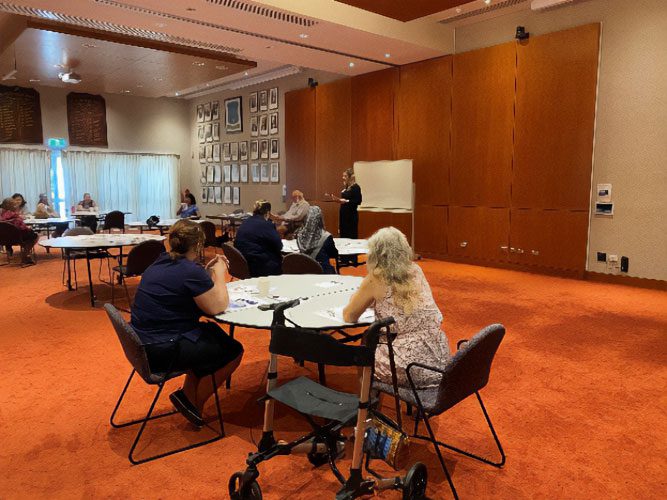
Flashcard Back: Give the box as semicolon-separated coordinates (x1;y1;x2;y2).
111;240;165;310
104;304;225;465
374;323;506;500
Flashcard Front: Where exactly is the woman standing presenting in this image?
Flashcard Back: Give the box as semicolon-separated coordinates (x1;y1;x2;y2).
327;168;361;264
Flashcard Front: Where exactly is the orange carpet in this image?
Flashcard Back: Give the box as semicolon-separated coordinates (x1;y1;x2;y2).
0;244;665;499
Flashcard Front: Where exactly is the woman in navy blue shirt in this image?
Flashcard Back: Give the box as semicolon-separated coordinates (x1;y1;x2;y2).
177;192;201;219
131;219;242;427
234;199;283;277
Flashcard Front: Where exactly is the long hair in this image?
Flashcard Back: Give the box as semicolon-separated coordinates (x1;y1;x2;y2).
168;219;204;259
343;168;356;188
367;227;418;314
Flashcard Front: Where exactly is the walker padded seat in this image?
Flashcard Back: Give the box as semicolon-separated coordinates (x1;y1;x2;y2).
267;376;359;422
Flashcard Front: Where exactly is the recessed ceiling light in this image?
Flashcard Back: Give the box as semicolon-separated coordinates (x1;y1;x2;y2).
216;65;227;70
155;22;166;28
192;61;205;66
349;62;355;68
244;71;249;76
136;84;143;88
384;53;391;58
299;33;309;39
122;89;131;93
29;78;40;82
154;77;164;81
484;0;491;5
82;43;98;48
175;92;180;96
205;83;210;87
456;7;462;13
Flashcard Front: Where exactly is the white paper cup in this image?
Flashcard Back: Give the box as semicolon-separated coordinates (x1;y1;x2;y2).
257;277;270;297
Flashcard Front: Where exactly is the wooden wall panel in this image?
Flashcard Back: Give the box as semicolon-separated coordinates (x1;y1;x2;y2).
319;200;340;238
315;78;352;201
397;57;452;205
451;42;516;207
414;205;447;255
510;209;589;271
358;211;412;241
351;68;398;162
285;87;316;200
513;24;600;210
448;206;510;261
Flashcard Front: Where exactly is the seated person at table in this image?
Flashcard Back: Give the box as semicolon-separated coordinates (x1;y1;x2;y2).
295;206;338;274
76;193;99;233
0;197;39;265
234;199;282;277
12;193;30;216
271;190;309;238
343;227;450;389
34;193;68;237
131;219;243;426
177;193;201;219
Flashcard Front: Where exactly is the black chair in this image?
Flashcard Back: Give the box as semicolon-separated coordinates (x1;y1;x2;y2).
200;220;222;259
104;304;225;465
374;324;506;500
61;227;111;290
282;252;324;274
0;221;35;266
103;210;125;233
111;240;165;309
222;243;250;280
229;301;428;500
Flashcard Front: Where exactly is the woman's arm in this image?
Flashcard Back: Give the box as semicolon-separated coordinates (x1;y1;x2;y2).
176;204;183;215
343;275;377;323
194;259;229;315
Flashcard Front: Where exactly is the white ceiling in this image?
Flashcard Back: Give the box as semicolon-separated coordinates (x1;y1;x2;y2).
0;0;543;98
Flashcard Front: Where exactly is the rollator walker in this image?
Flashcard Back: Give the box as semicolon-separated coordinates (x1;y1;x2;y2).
228;300;428;500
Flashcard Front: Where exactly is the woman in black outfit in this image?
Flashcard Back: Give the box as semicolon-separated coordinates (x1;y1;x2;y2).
327;168;362;264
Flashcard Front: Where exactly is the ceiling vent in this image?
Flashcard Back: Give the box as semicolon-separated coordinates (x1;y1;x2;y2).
182;65;302;99
204;0;319;27
439;0;529;24
0;2;242;54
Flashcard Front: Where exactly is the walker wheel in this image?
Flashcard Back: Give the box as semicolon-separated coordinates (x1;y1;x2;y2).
228;472;263;500
402;462;427;500
307;450;329;467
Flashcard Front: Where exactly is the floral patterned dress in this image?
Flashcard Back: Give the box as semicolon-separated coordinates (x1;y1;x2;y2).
373;264;450;388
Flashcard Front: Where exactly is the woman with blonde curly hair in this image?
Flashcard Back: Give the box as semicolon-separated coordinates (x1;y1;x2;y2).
343;227;450;388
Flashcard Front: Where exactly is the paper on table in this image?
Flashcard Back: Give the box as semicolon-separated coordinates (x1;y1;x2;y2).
314;280;345;289
226;295;269;310
315;306;375;324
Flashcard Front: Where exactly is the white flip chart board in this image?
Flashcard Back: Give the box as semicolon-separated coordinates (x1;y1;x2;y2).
353;159;413;211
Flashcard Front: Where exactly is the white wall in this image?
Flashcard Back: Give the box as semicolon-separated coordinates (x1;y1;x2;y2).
455;0;667;281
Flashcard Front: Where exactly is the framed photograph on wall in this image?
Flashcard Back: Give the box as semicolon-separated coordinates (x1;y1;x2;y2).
269;87;278;109
197;104;204;123
206;165;214;183
223;164;231;183
214;186;222;204
259;114;268;136
222;142;231;161
259;90;268;111
249;92;258;113
239;141;248;161
205;144;213;162
231;163;240;183
224;96;243;133
198;125;205;143
269;112;278;135
270;138;279;159
201;187;208;203
224;186;232;204
230;141;239;161
270;162;279;183
204;123;212;142
204;102;212;121
212;123;220;141
214;164;221;184
200;165;207;184
260;163;269;183
251;163;260;183
208;186;214;203
232;186;240;205
211;101;220;121
250;116;259;137
240;163;248;183
199;145;206;163
250;140;259;160
260;139;269;159
213;143;220;162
